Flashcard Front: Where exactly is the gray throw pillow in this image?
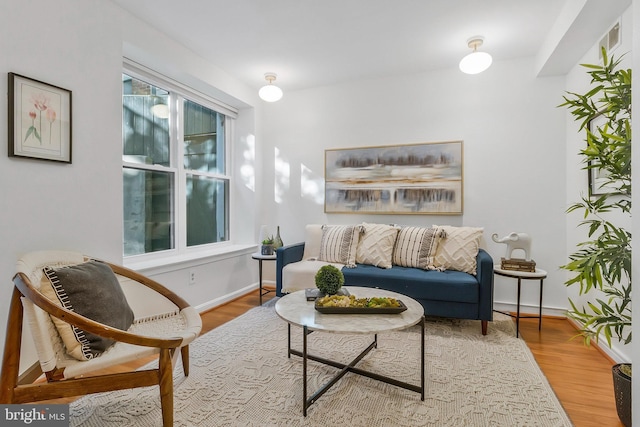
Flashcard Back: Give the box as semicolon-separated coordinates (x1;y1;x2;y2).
42;260;135;360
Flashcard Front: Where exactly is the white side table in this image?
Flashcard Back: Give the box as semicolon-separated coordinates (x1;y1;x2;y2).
494;266;547;338
252;252;277;305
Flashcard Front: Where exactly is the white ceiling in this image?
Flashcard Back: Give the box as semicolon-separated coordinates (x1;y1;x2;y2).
111;0;629;93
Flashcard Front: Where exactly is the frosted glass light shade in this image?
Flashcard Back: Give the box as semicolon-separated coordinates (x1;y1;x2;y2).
259;84;283;102
151;103;170;119
459;51;493;74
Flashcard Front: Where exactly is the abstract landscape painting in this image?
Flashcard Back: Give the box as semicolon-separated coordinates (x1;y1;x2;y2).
325;141;463;214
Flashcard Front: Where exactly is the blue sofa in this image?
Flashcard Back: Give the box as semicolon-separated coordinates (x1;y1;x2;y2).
276;243;494;334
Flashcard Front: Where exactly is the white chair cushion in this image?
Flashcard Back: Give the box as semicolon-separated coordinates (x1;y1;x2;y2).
16;250;202;379
302;224;324;260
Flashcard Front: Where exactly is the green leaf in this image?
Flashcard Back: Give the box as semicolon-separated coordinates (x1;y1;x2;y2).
24;126;34;142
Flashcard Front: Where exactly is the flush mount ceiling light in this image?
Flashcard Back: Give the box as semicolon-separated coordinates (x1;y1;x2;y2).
459;37;493;75
258;73;283;102
150;96;170;119
151;103;170;119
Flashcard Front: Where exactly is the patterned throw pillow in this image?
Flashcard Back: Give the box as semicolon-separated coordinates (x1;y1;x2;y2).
318;225;363;268
392;226;445;269
433;225;484;275
41;260;135;361
356;223;400;269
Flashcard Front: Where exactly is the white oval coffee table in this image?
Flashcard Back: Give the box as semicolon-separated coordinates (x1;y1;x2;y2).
275;286;425;416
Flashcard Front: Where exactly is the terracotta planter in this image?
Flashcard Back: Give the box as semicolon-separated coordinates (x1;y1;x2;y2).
612;363;632;427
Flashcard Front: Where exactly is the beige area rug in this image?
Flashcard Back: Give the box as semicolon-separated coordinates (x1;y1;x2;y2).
70;303;573;427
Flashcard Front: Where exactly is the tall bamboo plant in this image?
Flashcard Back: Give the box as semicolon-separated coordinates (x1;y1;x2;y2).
559;48;631;348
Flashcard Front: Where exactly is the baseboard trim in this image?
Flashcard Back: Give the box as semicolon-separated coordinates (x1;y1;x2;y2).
194;283;258;313
194;281;276;313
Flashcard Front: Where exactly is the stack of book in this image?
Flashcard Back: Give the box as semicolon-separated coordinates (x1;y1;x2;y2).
500;257;536;272
305;288;350;301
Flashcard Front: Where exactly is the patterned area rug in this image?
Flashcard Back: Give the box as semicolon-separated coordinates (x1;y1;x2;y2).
70;303;573;426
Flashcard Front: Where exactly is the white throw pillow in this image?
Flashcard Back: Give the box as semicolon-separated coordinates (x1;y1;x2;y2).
392;226;444;269
356;223;400;269
433;225;484;275
318;225;363;268
302;224;324;260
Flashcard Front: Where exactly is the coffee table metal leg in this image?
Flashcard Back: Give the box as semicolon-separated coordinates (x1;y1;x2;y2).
293;324;424;416
303;325;308;417
287;323;291;358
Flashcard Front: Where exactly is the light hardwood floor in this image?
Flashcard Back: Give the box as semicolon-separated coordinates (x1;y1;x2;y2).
43;287;624;426
517;315;623;427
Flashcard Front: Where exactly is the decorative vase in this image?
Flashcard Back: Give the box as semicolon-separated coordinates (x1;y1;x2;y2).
612;364;632;427
274;226;284;249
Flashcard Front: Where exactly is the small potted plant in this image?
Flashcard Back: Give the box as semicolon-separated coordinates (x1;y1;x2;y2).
261;236;275;255
315;265;345;295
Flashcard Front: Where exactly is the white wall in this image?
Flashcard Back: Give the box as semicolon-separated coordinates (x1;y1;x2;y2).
260;57;568;316
0;0;124;367
0;0;262;368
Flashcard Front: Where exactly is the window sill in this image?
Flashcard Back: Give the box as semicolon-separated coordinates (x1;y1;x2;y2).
124;244;258;275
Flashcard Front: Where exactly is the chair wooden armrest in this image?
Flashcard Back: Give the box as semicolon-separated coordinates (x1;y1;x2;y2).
14;272;188;349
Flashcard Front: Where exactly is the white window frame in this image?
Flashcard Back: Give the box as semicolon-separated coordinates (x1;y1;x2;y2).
122;59;238;264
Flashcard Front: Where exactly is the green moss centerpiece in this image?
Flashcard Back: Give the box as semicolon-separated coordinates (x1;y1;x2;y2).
315;265;345;295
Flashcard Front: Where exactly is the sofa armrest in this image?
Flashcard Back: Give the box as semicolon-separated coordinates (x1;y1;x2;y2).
476;248;494;321
275;242;305;296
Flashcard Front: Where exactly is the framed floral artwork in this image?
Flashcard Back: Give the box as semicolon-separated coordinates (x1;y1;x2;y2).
8;73;72;163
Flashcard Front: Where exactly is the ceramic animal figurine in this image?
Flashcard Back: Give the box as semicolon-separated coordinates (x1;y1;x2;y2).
491;232;532;261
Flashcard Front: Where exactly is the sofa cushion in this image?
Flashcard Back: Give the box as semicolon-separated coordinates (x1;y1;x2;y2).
356;223;400;269
318;225;363;267
433;226;484;275
41;260;135;361
392;226;444;269
302;224;323;260
282;259;345;294
342;264;479;304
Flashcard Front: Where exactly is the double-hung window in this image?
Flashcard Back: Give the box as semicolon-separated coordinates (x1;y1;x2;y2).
122;64;234;258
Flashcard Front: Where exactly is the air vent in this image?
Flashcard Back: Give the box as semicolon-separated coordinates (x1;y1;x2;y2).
599;20;621;60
